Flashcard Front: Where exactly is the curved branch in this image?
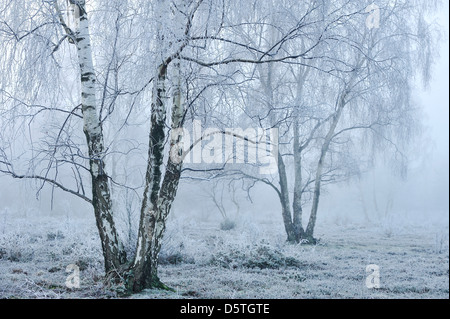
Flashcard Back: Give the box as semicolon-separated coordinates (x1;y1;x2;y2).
0;169;92;204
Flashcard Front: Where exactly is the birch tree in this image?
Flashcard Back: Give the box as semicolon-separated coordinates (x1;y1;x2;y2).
0;0;440;293
302;0;438;242
192;0;439;244
0;0;194;292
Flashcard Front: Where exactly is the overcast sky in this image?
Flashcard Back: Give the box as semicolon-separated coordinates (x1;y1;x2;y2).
316;4;449;224
416;1;449;214
0;1;448;225
421;1;449;159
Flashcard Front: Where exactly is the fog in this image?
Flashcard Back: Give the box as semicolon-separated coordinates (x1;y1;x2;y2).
0;4;448;228
0;0;448;300
171;4;449;227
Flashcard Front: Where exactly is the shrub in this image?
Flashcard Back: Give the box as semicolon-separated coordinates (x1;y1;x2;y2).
159;241;195;265
46;231;65;241
220;218;236;231
210;244;303;270
0;247;6;259
159;251;184;265
7;248;34;262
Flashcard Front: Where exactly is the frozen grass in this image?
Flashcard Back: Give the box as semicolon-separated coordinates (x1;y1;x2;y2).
0;216;111;298
0;213;448;299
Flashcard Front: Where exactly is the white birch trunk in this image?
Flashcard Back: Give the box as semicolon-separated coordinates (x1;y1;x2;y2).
130;61;184;291
305;94;346;240
130;64;168;291
292;119;304;239
305;58;363;240
73;1;125;272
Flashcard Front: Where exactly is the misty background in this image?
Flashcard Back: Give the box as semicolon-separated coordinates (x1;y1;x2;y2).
0;0;448;300
0;3;448;229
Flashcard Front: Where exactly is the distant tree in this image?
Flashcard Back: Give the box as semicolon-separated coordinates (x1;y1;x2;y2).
186;0;439;244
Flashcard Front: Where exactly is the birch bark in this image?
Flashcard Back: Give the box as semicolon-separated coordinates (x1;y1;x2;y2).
71;1;126;272
130;61;184;292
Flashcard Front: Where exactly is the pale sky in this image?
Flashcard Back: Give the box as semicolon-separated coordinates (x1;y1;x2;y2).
318;4;449;223
420;1;449;159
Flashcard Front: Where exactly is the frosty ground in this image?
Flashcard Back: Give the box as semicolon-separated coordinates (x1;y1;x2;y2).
0;212;448;299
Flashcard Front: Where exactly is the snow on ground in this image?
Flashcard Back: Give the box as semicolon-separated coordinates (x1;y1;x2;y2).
0;211;448;299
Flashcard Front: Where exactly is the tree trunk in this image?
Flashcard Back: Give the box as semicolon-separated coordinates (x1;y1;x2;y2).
292;118;305;241
74;1;126;272
305;93;347;242
128;64;168;291
304;54;363;241
277;152;297;243
128;62;184;292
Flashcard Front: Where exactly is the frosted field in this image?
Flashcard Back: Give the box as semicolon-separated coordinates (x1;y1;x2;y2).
0;213;448;299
